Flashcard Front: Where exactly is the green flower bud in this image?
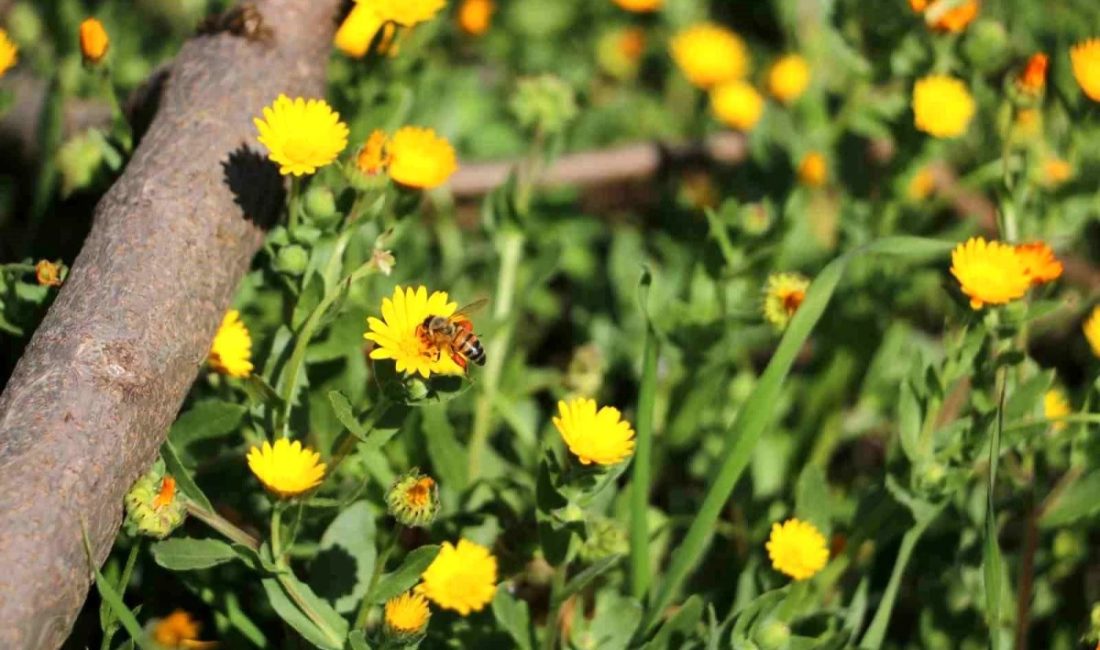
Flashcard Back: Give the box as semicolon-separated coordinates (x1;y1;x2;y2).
1053;529;1084;562
579;517;628;563
915;460;947;495
386;469;440;528
290;225;322;246
304;187;338;225
962;20;1010;73
510;75;578;135
275;244;309;276
754;620;791;649
124;460;186;539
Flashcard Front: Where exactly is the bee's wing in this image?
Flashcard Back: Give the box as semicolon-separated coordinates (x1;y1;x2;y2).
451;298;490;322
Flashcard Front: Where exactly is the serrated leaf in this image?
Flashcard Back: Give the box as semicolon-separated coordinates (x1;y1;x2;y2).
151;537;237;571
369;545;441;604
310;501;376;614
328;390;368;438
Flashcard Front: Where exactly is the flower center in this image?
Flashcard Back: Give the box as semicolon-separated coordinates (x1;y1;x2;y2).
406;477;434;507
284;137;322;163
780;289;805;316
152;476;176;510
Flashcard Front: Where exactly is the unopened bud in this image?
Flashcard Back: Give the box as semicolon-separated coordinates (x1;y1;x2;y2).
79;18;109;65
386;469;440;528
124;460;186;539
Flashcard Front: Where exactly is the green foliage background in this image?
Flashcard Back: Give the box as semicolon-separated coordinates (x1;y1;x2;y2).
4;0;1100;649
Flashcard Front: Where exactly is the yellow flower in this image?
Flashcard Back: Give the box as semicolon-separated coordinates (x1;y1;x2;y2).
458;0;494;36
613;0;662;12
35;260;63;287
417;539;498;615
1014;242;1063;286
763;273;810;331
670;23;749;89
1043;157;1073;186
766;518;829;581
1017;53;1048;95
254;94;349;176
384;591;431;636
0;28;17;77
1044;389;1071;432
798;152;827;187
208;310;253;378
335;0;445;57
364;285;465;378
710;80;765;131
767;54;811;104
246;438;326;498
1084;306;1100;358
1071;38;1100;102
151;610;216;649
552;397;636;466
908;166;936;200
357;130;391;175
913;75;975;138
387;127;458;189
949;237;1030;310
79;18;109;64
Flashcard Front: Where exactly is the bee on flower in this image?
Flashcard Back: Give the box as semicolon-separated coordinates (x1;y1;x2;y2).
365;286;485;378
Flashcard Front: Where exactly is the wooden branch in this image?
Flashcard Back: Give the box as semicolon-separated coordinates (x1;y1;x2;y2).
0;1;341;647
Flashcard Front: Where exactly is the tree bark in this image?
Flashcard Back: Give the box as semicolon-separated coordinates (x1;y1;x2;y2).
0;1;341;646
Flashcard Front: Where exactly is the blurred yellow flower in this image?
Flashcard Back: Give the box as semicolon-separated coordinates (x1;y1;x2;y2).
908;167;936;200
1071;39;1100;102
0;28;17;77
79;18;109;64
208;310;253;378
913;75;975;138
151;609;216;649
553;397;636;466
798;151;828;187
670;24;749;89
766;518;829;581
1084;306;1100;358
598;27;647;79
357;130;391;175
247;438;326;498
1015;242;1063;286
364;285;465;378
458;0;494;36
387;127;458;189
613;0;662;12
35;260;63;287
1043;157;1073;186
1044;389;1071;432
910;0;979;32
1017;53;1048;95
335;0;444;57
254;94;349;176
417;539;498;615
763;273;810;331
710;80;765;131
384;592;430;636
767;54;811;104
949;237;1030;310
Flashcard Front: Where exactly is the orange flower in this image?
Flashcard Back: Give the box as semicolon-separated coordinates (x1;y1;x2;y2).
79;18;109;64
1015;242;1063;286
35;260;63;287
911;0;979;32
1017;53;1048;95
151;476;177;510
458;0;494;36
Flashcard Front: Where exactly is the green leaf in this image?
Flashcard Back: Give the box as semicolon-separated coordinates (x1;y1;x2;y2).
261;575;347;650
169;400;247;449
328;390;368;438
347;630;373;650
422;405;468;491
555;555;622;606
82;531;155;650
794;465;831;534
369;545;441;604
585;591;643;650
644;594;703;650
1039;470;1100;528
492;589;533;650
897;380;922;462
646;237;953;630
310;501;377;614
151;537;237;571
161;439;212;511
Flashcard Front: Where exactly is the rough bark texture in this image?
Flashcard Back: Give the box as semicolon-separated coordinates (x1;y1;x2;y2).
0;1;341;646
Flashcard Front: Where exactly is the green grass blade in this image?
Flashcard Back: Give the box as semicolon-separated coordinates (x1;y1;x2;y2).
645;237;952;630
81;529;155;650
631;267;659;599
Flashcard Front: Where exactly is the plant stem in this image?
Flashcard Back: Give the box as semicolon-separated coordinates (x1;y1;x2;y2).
277;573;345;647
185;500;261;550
354;530;400;629
630;287;659;599
468;230;524;479
271;504;284;561
288;176;302;232
858;512;939;649
541;567;566;650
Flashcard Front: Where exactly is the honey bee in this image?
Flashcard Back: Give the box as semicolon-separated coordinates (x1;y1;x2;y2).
417;299;488;371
